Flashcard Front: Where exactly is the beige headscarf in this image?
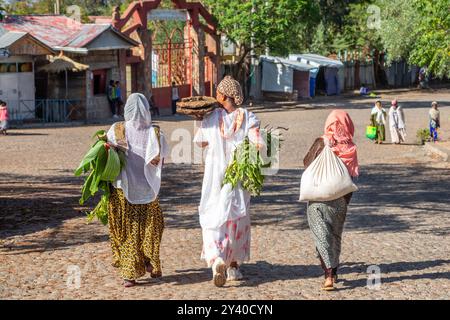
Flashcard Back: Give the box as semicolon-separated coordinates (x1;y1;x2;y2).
217;75;244;105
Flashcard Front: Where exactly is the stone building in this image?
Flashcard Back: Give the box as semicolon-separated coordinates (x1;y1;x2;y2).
0;15;138;123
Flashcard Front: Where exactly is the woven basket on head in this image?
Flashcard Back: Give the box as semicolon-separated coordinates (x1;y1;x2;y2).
176;96;219;117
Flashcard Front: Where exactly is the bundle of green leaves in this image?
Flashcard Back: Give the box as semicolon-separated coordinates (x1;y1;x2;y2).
223;129;281;196
74;130;126;225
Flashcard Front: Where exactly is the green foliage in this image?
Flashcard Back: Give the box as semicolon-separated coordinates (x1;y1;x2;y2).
2;0;448;77
416;128;431;145
340;2;382;51
223;129;280;196
378;0;450;78
223;136;265;196
75;131;125;225
202;0;317;58
407;0;450;78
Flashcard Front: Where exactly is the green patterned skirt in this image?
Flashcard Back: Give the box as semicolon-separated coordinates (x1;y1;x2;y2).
306;197;348;269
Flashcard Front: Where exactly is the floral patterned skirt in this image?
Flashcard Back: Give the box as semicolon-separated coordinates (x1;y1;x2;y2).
201;215;251;267
108;187;164;280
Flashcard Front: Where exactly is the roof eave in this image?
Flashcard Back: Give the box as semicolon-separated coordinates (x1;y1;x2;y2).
53;46;89;55
75;25;139;49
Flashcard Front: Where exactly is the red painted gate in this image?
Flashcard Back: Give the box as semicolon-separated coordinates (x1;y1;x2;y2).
152;25;192;108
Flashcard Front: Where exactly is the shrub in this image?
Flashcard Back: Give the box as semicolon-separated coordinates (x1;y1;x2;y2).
416;128;431;145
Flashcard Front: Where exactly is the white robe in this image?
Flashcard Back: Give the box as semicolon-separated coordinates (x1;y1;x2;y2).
388;106;406;143
194;108;261;266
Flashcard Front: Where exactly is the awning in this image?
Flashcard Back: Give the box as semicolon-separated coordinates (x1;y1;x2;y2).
260;55;319;72
289;54;344;68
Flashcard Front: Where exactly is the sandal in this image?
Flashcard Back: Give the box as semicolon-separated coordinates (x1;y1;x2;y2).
123;279;136;288
321;269;335;291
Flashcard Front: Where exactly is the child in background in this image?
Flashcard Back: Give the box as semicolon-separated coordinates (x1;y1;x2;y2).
429;101;440;142
0;100;9;135
371;100;387;144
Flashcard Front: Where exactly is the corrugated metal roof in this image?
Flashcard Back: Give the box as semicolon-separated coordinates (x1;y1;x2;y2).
260;55;319;72
0;15;137;50
0;31;27;48
1;15;82;48
88;16;112;24
62;24;111;48
289;54;344;68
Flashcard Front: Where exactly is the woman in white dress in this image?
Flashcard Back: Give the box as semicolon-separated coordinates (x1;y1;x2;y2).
194;76;264;287
106;93;169;287
388;99;406;144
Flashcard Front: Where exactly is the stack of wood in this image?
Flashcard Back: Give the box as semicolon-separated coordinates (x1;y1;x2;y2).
176;96;219;118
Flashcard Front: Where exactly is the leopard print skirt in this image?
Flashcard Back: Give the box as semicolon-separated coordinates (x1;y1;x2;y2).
108;187;164;280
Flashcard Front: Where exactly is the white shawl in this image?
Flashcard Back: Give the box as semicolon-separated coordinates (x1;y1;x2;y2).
389;106;406;129
107;93;169;204
371;106;386;125
193;108;262;230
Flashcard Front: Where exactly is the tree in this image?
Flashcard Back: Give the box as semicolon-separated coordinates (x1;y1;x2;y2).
377;0;417;64
378;0;450;78
408;0;450;78
202;0;318;64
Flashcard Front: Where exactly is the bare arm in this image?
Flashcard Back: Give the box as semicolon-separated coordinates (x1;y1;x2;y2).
303;137;325;168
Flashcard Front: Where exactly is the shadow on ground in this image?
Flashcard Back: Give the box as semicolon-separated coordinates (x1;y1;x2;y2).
133;258;450;289
1;162;449;254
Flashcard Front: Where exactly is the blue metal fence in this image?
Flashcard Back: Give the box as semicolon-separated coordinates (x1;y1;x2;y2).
8;99;85;124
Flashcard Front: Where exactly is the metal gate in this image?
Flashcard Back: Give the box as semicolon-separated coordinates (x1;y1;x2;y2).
152;26;191;88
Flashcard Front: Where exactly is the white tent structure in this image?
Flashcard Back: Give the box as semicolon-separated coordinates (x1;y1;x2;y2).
260;55;318;98
289;54;344;96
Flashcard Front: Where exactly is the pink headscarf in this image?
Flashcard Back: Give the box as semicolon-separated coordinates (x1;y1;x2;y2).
323;110;359;177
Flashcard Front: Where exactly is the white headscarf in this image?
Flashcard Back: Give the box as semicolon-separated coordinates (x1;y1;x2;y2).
107;93;169;204
371;105;386;125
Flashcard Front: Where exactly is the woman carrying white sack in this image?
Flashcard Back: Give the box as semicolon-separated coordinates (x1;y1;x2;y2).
106;93;169;288
194;76;265;287
302;110;359;291
388;99;406;144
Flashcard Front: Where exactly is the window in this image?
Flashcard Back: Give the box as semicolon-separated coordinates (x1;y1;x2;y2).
18;62;32;72
92;69;107;95
0;63;17;73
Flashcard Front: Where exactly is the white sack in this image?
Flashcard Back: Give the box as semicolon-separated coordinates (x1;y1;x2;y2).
299;145;358;202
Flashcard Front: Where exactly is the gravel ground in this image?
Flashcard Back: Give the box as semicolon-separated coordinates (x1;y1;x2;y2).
1;88;449;299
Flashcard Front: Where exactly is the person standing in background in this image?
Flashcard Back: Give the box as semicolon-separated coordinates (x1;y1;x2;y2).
114;81;124;116
0;100;9;135
429;101;440;142
370;100;387;144
171;81;179;116
107;80;118;118
388;99;406;144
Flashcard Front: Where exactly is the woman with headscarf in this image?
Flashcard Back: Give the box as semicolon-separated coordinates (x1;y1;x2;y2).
388;99;406;144
370;100;386;144
303;110;359;291
106;93;169;287
194;76;264;287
